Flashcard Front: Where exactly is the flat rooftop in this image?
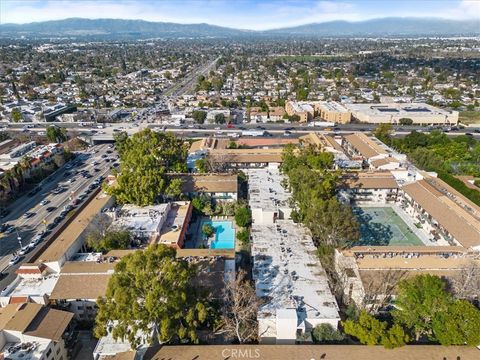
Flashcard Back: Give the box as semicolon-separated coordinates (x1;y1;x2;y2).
111;203;170;236
36;191;112;263
0;275;58;299
346;102;455;117
319;101;349;113
247;167;290;213
248;168;339;326
252;220;340;322
157;201;191;246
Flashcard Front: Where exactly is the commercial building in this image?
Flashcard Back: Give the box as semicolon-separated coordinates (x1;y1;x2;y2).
285;101;314;122
314;101;351;124
0;303;74;360
345;103;459;125
248;167;339;344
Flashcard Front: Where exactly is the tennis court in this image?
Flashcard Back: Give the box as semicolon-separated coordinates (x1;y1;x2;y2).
352;206;424;246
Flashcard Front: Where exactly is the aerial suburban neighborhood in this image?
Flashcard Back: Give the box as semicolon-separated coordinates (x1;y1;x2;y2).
0;1;479;360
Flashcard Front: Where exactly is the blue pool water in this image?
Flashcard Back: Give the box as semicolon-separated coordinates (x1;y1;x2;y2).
201;220;235;249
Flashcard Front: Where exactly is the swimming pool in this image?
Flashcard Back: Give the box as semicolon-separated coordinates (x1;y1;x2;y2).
201;220;235;249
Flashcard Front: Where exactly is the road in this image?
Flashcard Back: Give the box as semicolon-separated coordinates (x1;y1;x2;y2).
0;144;116;286
163;56;220;97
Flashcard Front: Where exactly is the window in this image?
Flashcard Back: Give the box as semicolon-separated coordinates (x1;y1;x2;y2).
56;347;61;355
46;349;52;358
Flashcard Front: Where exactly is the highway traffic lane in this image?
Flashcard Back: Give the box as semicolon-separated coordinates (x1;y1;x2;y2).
0;156;112;287
0;145;112;257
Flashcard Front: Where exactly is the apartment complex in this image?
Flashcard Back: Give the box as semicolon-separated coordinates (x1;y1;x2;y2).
345;103;459;125
109;201;192;248
313;101;351;124
0;303;74;360
248;167;339;344
331;132;480;310
285;101;314;122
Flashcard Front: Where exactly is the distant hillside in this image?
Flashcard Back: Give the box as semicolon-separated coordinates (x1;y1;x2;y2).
0;18;248;39
0;17;478;39
267;18;480;37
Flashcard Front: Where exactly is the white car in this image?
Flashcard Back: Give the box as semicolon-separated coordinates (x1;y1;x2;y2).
19;246;30;255
8;255;21;266
40;199;49;206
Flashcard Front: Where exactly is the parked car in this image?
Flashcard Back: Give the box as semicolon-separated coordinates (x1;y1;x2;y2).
19;246;30;256
8;255;21;266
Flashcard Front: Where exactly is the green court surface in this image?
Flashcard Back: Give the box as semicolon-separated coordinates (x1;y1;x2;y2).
352;206;424;246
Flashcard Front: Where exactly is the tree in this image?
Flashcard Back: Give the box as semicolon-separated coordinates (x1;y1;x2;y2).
343;311;386;345
192;110;207;124
46;125;67;143
303;197;359;248
202;223;215;238
343;311;409;348
236;228;250;245
195;158;209;173
222;270;259;343
234;206;251;228
392;274;452;341
106;129;187;206
432;299;480;346
214;113;226;124
113;131;129;157
87;229;131;253
398;117;413;125
381;324;410;349
373;123;393;143
311;323;344;344
94;245;209;346
11;107;22;122
289;114;301;122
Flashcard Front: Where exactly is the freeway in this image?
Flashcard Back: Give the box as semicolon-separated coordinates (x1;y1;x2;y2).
0;144;116;287
162;56;221;98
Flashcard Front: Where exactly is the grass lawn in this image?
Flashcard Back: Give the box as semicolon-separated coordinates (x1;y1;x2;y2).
459;111;480;125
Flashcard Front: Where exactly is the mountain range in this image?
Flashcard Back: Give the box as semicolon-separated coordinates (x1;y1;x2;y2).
0;17;478;39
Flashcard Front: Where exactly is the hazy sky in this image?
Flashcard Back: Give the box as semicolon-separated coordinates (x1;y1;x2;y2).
1;0;479;30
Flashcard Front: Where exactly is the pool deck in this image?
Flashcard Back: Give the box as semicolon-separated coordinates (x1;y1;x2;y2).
186;216;238;250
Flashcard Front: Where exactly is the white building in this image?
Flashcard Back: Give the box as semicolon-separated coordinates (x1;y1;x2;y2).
247;167;340;344
345;103;459;125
